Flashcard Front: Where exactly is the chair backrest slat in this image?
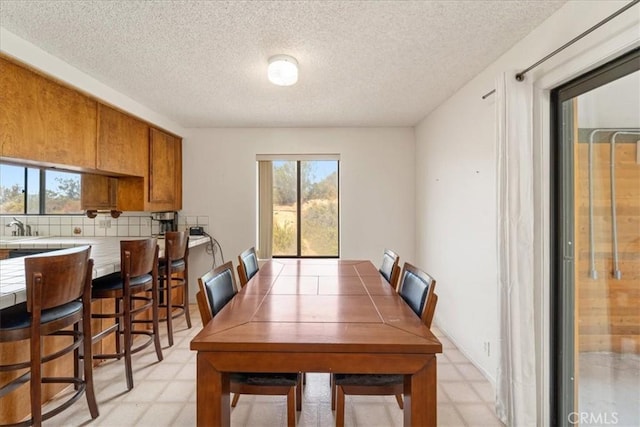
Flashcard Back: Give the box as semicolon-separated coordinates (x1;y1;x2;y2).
424;293;438;329
195;291;211;325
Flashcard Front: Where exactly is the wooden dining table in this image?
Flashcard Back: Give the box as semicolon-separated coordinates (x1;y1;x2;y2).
190;258;442;426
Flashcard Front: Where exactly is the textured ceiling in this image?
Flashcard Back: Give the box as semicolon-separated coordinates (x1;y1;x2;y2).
0;0;565;128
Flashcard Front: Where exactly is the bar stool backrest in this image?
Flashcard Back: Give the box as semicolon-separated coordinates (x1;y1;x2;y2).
26;246;92;313
120;238;158;278
164;231;188;261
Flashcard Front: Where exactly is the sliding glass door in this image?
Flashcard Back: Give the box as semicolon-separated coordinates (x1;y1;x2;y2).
551;49;639;426
259;158;339;258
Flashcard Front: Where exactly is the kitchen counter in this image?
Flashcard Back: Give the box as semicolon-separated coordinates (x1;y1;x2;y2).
0;235;210;309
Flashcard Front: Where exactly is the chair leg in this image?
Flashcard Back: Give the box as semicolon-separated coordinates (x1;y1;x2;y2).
231;393;240;407
115;298;122;359
73;325;80;391
330;373;336;410
165;276;174;347
335;385;345;427
30;328;42;427
82;310;99;418
152;281;163;362
296;373;302;411
394;393;404;409
123;293;134;390
286;386;296;427
183;273;192;328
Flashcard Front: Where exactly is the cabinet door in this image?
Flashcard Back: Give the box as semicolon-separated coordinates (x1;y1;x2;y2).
97;103;148;176
81;174;117;210
148;128;182;210
0;57;96;169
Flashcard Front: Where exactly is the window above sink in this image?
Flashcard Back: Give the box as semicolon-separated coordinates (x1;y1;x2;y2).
0;163;83;215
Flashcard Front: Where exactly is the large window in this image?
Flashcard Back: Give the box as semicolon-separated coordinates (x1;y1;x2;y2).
258;156;339;258
0;163;82;214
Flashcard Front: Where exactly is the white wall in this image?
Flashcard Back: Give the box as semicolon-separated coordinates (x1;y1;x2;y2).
414;0;639;397
415;78;498;378
181;127;416;273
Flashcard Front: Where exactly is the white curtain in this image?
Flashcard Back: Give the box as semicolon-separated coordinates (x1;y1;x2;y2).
258;161;273;259
495;71;537;426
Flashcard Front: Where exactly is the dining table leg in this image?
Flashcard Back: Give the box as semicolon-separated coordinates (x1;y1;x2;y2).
197;352;230;426
404;355;437;426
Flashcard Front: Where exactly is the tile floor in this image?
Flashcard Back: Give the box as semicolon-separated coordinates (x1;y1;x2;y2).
44;307;504;426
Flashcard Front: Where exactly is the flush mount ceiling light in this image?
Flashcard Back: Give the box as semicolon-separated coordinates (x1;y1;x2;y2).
268;54;298;86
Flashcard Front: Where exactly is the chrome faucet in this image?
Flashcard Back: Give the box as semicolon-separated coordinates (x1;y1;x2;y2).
6;217;26;236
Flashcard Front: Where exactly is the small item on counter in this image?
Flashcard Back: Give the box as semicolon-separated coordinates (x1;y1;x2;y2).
189;226;204;236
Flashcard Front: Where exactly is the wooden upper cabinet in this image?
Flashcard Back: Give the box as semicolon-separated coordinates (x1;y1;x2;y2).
81;174;118;210
97;103;148;176
148;128;182;211
1;56;183;214
0;57;97;169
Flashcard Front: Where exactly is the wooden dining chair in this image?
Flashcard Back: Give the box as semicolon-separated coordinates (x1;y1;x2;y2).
197;261;301;426
236;246;259;287
379;248;401;289
327;248;401;404
331;262;437;427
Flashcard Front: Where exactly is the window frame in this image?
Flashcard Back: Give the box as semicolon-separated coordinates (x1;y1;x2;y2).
258;155;340;259
549;47;639;426
0;163;83;215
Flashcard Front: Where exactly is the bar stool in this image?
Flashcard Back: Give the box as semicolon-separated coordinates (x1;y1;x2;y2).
90;238;163;391
0;246;98;426
157;230;191;347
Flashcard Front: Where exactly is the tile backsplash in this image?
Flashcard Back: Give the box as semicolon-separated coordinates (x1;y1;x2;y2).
0;212;209;238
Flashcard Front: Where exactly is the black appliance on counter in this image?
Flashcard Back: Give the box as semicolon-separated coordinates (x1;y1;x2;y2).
151;211;178;236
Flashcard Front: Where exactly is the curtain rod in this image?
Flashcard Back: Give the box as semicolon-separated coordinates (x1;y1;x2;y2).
515;0;639;81
482;0;639;99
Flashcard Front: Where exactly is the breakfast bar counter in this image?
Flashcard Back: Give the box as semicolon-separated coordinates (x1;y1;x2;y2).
0;235;209;309
0;234;209;424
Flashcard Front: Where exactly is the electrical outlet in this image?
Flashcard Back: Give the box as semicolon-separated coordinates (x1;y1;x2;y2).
98;220;112;229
